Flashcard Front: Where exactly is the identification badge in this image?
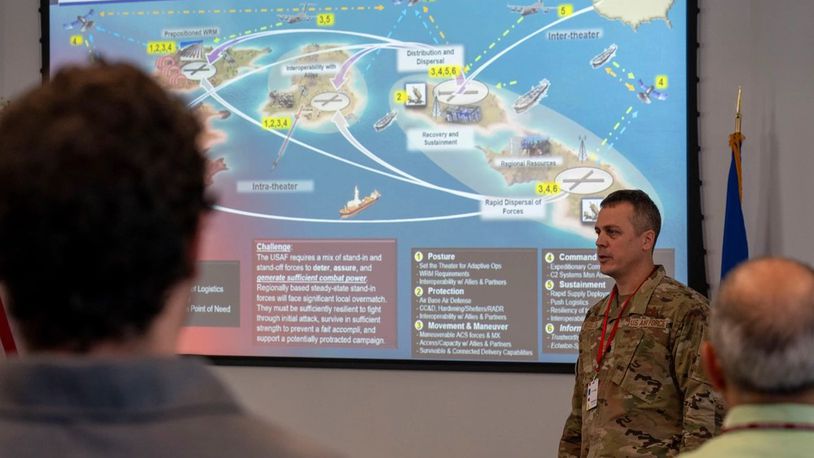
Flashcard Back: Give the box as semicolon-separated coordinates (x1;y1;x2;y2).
587;377;598;410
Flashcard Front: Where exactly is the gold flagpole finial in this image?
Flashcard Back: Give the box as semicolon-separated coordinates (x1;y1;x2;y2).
735;86;742;134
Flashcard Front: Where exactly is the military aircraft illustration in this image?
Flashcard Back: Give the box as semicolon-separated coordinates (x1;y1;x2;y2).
278;3;313;24
62;9;95;32
636;79;668;104
507;1;553;16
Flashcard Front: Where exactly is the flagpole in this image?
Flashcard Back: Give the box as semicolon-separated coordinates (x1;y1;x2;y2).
735;86;742;134
721;86;749;279
732;87;744;200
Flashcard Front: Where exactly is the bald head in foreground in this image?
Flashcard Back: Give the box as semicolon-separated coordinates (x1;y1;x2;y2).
679;258;814;457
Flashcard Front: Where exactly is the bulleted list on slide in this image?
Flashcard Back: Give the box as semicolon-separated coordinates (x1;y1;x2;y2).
411;248;538;361
541;249;611;353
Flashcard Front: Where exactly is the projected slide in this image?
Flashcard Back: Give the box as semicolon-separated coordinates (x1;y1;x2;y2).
48;0;690;365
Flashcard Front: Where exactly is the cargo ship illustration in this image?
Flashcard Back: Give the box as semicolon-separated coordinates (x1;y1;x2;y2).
373;110;397;132
512;79;550;114
339;186;381;218
590;43;618;69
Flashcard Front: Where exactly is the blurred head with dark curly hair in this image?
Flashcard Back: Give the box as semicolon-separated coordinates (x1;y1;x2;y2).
0;62;213;353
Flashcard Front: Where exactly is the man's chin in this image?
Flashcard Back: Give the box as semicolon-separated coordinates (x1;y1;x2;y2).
598;263;614;277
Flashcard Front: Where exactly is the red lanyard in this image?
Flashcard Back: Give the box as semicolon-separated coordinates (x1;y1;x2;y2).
723;422;814;433
595;268;655;372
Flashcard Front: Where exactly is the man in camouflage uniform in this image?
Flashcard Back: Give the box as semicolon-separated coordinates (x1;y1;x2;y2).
559;190;723;457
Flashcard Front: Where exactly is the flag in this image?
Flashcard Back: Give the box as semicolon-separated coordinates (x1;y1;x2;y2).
0;297;17;355
0;298;16;355
721;131;748;279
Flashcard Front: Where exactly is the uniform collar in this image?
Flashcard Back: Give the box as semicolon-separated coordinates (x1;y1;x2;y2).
725;403;814;428
616;265;665;318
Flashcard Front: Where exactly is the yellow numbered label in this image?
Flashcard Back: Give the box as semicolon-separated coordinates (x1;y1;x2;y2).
146;41;177;55
69;35;84;46
394;90;408;104
316;13;335;26
262;116;293;130
655;74;669;89
427;65;462;79
558;4;574;17
536;181;561;195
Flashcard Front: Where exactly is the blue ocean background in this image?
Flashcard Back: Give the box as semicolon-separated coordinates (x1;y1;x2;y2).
50;0;688;364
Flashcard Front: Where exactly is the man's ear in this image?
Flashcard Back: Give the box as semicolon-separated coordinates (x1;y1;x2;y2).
640;229;656;253
702;341;726;392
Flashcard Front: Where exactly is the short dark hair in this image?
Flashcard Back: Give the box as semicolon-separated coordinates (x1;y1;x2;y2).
0;62;213;351
601;189;661;243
